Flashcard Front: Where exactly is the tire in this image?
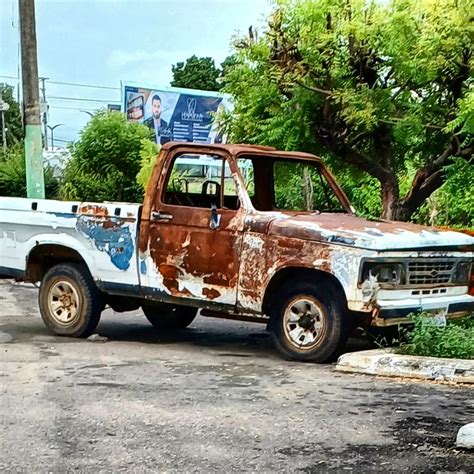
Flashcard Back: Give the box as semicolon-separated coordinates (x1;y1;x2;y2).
269;280;347;363
38;263;103;337
142;302;198;331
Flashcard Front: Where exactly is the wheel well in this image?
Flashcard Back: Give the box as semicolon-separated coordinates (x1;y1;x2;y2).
262;267;347;316
27;244;88;282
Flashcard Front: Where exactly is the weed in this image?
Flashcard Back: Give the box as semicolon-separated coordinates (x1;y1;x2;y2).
400;313;474;359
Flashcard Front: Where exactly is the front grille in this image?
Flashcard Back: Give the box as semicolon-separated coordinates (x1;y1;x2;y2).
407;260;456;285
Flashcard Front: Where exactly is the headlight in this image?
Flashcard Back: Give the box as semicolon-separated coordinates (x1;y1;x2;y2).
360;262;406;286
452;261;471;284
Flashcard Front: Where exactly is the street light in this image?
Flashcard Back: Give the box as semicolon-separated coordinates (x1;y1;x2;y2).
47;123;63;149
80;110;94;117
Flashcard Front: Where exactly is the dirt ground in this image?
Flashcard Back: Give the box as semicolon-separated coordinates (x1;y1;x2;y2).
0;280;472;472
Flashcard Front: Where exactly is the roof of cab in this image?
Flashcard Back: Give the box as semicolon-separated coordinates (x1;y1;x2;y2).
160;141;322;162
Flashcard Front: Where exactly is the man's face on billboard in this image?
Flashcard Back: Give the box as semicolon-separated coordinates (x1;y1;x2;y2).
152;99;161;120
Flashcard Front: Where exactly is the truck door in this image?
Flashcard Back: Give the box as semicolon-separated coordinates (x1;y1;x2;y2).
140;150;245;307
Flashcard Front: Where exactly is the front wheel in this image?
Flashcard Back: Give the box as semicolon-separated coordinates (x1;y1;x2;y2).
142;302;198;331
269;280;347;362
38;263;103;337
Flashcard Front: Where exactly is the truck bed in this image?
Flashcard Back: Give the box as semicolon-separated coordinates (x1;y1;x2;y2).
0;197;141;288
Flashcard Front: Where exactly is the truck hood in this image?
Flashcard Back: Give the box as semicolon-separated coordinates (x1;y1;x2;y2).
267;212;474;251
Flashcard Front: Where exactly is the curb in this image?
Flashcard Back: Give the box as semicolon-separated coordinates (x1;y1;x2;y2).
335;348;474;384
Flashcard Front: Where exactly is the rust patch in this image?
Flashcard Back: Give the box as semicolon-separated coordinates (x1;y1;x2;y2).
203;288;221;299
238;232;334;311
180;286;193;297
79;205;109;216
158;264;181;294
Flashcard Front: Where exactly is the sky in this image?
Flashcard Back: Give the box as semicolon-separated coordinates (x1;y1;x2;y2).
0;0;271;144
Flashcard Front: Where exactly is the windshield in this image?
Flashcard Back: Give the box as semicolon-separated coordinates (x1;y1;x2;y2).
273;160;345;213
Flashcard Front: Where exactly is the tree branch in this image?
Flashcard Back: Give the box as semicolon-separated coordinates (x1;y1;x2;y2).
327;137;389;181
294;79;332;97
379;119;445;131
401;140;472;214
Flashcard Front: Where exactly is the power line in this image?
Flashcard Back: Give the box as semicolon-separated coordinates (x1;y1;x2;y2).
49;95;120;104
54;138;73;143
49;105;96;112
48;80;120;91
0;75;120;91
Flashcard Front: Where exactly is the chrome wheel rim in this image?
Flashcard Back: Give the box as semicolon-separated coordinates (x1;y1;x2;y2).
47;280;81;326
283;296;326;350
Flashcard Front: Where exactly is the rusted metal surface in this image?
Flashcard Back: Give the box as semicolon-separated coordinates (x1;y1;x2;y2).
138;142;474;321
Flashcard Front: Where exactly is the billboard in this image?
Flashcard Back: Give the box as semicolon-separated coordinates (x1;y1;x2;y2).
122;82;231;145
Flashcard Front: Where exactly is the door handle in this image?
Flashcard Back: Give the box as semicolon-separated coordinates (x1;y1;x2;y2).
151;210;173;222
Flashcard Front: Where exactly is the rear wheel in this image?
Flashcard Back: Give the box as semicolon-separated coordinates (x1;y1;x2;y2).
269;280;347;362
142;302;198;331
38;263;103;337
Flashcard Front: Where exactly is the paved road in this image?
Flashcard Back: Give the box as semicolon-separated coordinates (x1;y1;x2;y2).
0;280;472;472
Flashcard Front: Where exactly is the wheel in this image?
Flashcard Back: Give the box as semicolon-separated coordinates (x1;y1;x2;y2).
269;280;347;362
38;263;103;337
142;302;198;330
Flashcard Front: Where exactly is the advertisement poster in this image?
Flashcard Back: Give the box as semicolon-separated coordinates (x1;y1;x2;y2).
122;82;231;145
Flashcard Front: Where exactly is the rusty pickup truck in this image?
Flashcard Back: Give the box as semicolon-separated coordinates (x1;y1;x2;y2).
1;142;473;361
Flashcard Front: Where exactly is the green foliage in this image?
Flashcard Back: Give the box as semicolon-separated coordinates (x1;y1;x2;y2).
413;158;474;227
136;139;159;191
60;111;154;203
223;0;473;222
220;55;239;78
171;55;221;91
0;146;58;198
401;314;474;359
0;83;23;147
445;86;474;138
274;161;343;211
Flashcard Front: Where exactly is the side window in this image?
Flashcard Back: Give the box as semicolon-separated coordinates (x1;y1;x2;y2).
273;161;344;212
163;153;240;210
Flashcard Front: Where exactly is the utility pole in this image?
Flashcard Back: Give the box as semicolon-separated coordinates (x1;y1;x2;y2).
39;76;48;150
19;0;45;198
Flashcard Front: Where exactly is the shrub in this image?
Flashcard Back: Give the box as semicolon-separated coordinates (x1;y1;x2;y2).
136;139;159;191
0;146;59;199
60;111;154;203
400;314;474;360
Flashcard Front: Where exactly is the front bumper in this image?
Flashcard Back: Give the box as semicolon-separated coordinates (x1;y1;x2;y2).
373;293;474;326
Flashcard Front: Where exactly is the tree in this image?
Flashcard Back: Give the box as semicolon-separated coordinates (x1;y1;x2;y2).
0;83;23;147
171;55;221;91
220;55;239;78
223;0;473;221
60;111;154;202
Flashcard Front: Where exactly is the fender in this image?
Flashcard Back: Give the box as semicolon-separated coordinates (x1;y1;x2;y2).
24;233;98;279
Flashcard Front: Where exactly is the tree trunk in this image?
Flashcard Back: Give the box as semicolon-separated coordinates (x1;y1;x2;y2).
380;176;401;221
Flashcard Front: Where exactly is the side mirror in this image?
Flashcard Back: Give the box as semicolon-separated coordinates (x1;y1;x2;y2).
210;204;221;230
